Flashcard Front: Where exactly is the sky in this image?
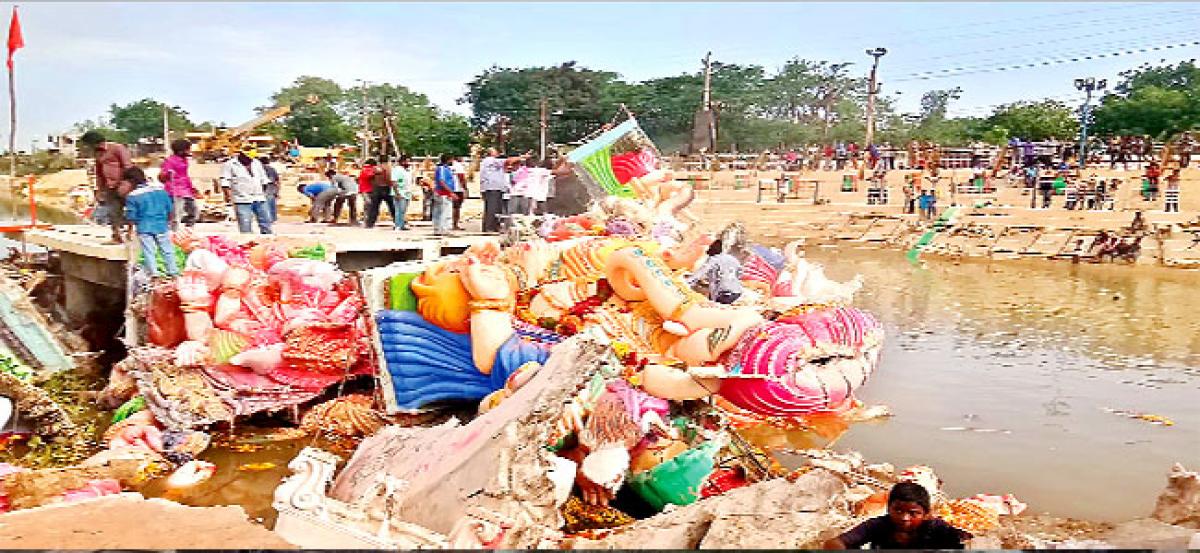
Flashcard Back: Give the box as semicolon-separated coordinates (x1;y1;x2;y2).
9;1;1200;149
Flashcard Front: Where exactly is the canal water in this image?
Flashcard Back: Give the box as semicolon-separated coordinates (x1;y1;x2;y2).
787;246;1200;521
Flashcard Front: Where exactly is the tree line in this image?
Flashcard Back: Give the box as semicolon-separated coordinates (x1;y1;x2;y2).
71;58;1200;156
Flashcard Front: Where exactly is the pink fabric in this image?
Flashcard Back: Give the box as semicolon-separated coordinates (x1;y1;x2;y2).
739;252;779;288
718;306;883;417
611;148;657;185
161;155;195;198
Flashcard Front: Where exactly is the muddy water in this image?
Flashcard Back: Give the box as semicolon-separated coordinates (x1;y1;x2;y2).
787;246;1200;521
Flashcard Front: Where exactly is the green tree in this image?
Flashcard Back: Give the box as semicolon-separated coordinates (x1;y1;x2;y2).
982;100;1078;142
462;62;623;153
1092;60;1200;139
265;76;352;147
344;83;471;157
108;99;193;142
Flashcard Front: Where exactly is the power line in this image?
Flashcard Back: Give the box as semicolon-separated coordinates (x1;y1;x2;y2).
892;29;1200;79
885;15;1200;74
892;38;1200;82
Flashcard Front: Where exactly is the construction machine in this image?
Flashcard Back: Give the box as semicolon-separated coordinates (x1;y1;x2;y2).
188;95;319;161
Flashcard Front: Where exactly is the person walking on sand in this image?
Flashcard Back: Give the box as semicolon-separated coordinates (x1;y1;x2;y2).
220;150;273;234
123;167;179;279
90;137;134;243
160;139;197;229
432;154;458;235
478;148;508;232
1144;161;1162;201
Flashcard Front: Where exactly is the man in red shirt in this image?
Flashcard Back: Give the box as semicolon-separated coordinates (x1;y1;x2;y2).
91;138;133;243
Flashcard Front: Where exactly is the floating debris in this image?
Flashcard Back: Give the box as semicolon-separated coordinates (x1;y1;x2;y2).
1102;408;1174;426
939;426;1012;434
236;462;277;472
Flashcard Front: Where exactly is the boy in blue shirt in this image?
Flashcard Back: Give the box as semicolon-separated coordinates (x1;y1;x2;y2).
123;166;178;278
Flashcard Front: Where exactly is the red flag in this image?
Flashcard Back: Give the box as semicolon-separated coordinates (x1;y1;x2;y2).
6;7;22;70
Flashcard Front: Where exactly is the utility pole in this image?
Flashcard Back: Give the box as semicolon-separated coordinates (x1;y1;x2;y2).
1074;77;1107;168
864;47;888;147
702;51;715;152
497;116;509;153
162;104;170;153
358;79;370;161
539;98;548;161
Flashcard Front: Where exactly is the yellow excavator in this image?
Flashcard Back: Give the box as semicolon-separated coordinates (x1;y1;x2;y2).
189;95;319;161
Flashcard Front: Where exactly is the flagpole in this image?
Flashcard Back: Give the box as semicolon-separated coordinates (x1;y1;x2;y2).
7;60;13;223
5;5;15;224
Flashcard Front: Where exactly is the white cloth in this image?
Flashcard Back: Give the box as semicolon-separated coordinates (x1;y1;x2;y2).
526;167;552;202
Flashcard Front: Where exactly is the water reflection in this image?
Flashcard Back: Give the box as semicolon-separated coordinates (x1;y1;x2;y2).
794;246;1200;521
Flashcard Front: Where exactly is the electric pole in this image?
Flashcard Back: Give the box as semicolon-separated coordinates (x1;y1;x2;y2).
864;47;887;147
1074;77;1106;168
497;116;509;153
703;51;715;152
539;98;548;161
357;79;370;161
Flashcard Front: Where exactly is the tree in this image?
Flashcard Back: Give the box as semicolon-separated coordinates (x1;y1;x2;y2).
344;83;471;157
265;76;352;147
462;62;623;153
1092;61;1200;139
982;100;1078;142
109;99;193;142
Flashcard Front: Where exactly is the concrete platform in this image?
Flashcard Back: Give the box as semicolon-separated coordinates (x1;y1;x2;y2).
23;220;504;324
25;220;499;268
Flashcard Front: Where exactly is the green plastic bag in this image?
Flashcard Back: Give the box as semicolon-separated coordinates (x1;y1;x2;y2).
290;244;327;260
388;273;420;311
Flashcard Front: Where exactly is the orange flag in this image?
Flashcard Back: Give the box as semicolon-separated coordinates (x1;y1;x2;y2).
6;7;22;70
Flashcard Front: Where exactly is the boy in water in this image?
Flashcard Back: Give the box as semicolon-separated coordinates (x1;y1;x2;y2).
824;482;971;549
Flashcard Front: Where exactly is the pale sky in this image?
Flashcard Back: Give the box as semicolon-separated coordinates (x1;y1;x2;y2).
10;2;1200;149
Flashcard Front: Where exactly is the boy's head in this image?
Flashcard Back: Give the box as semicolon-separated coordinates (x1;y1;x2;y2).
325;169;336;178
123;166;147;185
887;482;932;533
296;183;307;196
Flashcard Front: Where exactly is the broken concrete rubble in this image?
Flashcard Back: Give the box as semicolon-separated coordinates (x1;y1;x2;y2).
275;335;612;548
1103;517;1199;549
566;469;851;549
1153;462;1200;528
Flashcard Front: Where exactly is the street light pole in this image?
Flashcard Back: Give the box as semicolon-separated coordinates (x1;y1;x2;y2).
1074;77;1107;168
864;47;887;148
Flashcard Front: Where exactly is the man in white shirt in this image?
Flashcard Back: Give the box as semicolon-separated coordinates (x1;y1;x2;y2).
219;150;273;234
478;148;507;232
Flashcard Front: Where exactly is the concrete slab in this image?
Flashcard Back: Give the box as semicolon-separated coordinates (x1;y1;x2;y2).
25;221;500;264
